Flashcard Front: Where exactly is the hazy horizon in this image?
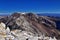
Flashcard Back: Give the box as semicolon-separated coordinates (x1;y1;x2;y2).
0;12;60;17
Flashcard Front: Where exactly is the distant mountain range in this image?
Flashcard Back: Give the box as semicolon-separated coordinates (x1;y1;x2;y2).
0;13;60;17
37;13;60;17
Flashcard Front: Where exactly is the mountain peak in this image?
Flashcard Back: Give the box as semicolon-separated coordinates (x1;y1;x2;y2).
0;13;60;39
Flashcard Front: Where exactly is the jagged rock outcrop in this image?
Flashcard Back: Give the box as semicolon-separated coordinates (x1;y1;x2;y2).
0;12;60;40
0;22;6;40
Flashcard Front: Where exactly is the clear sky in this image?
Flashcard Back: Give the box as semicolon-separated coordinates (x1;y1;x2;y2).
0;0;60;15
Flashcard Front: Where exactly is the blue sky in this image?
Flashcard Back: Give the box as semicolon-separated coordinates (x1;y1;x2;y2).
0;0;60;15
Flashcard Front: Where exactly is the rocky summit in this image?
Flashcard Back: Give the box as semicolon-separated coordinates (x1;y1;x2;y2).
0;12;60;40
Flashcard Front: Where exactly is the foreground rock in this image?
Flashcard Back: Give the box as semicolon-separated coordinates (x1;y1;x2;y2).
0;22;6;40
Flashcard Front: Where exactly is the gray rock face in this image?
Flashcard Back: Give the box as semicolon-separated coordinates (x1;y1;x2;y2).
16;16;41;36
